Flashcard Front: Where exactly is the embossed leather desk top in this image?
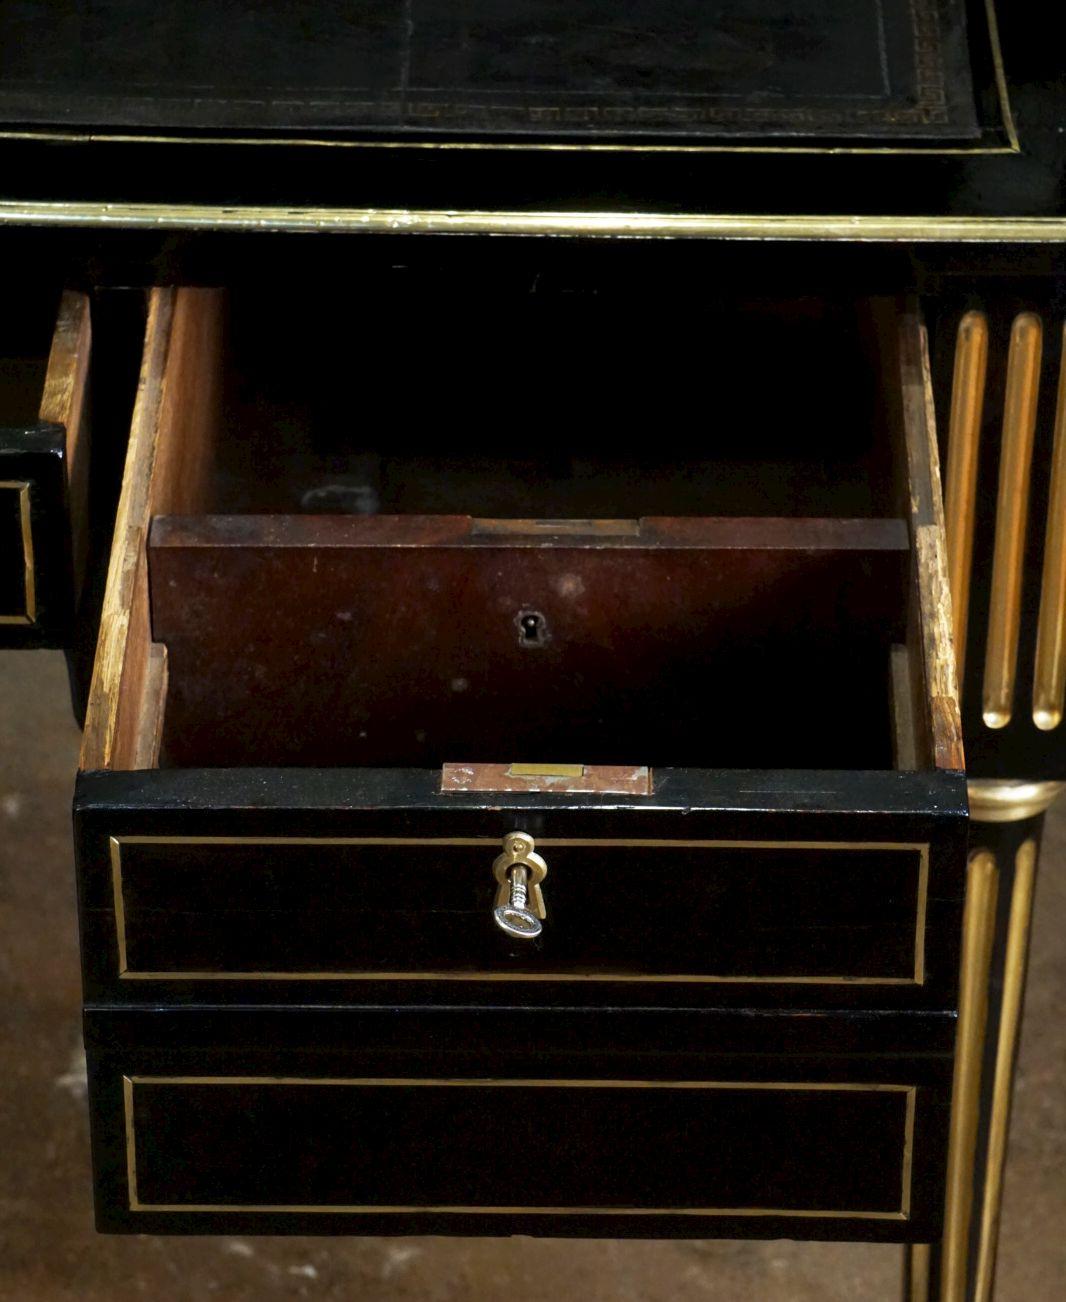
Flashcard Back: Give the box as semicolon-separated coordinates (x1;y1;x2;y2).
1;0;979;144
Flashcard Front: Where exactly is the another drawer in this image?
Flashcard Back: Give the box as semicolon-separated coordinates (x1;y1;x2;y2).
84;1006;953;1240
1;289;90;647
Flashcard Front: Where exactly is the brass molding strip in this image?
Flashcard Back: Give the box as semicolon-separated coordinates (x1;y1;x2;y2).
941;850;999;1302
981;0;1021;153
974;839;1038;1302
0;480;35;625
944;311;990;689
983;313;1043;729
109;834;929;985
0;135;1021;157
967;779;1065;823
123;1076;915;1219
4;205;1066;240
1033;323;1066;730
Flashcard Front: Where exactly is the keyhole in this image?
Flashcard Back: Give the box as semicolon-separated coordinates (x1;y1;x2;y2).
516;609;548;647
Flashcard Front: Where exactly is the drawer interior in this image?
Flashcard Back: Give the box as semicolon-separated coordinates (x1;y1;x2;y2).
81;285;960;777
0;286;65;424
212;287;895;520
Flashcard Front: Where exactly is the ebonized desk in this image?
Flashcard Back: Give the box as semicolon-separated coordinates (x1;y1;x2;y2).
0;3;1063;1299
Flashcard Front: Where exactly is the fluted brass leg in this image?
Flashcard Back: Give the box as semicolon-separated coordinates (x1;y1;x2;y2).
907;782;1062;1302
940;849;999;1301
972;838;1038;1301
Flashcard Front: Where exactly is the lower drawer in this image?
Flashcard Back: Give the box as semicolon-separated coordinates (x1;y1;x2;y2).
85;1009;952;1241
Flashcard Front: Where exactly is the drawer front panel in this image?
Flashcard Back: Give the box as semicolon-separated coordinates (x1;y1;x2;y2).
107;834;927;985
76;766;968;1006
88;1055;948;1240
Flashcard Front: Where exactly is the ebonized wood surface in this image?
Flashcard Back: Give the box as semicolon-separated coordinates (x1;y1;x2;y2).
83;1006;954;1239
75;765;968;1011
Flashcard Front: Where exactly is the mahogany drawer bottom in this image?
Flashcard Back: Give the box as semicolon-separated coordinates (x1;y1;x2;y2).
85;1009;952;1241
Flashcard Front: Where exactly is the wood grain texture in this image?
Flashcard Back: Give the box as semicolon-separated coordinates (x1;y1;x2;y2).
897;309;965;771
80;287;223;771
147;514;909;769
39;288;91;594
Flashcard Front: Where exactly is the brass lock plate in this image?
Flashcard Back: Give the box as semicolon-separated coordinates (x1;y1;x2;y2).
441;762;652;795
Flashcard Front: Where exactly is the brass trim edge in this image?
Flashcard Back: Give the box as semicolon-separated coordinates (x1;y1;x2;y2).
108;835;929;986
941;850;999;1302
967;780;1065;823
122;1076;915;1219
0;134;1019;156
981;0;1020;153
0;480;35;625
974;839;1038;1302
5;206;1066;240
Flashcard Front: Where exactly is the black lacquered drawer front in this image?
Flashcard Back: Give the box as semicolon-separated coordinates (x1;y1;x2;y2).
75;767;967;1008
106;834;927;985
84;1006;952;1240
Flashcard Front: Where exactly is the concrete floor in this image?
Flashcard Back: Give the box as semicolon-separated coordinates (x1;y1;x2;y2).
0;650;1063;1301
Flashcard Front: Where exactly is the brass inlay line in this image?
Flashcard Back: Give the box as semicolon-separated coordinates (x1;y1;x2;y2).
981;0;1021;152
1033;324;1066;730
0;134;1018;158
0;481;35;625
108;835;929;986
941;850;999;1302
983;313;1043;729
944;311;989;688
507;763;585;778
974;839;1038;1301
122;1076;915;1220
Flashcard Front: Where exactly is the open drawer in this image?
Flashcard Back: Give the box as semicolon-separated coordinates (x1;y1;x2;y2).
1;288;91;648
74;285;967;1007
